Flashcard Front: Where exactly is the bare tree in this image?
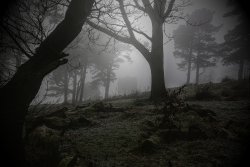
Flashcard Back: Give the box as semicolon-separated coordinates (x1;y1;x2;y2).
0;0;68;84
0;0;67;85
0;0;94;165
91;42;131;99
87;0;189;99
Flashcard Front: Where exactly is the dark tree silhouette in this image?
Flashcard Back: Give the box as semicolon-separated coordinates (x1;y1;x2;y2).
47;64;71;104
48;52;91;105
87;0;189;99
91;60;117;100
83;82;101;101
220;1;250;80
75;50;91;104
0;0;64;86
190;9;220;85
173;9;220;85
0;0;94;165
173;25;195;84
91;43;131;99
221;25;250;80
48;48;92;105
70;45;102;104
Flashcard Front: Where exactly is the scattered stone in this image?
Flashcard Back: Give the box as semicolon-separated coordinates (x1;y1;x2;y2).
68;116;92;129
138;135;161;154
92;102;124;112
58;155;78;167
75;103;91;110
43;116;69;130
46;107;68;118
25;125;61;166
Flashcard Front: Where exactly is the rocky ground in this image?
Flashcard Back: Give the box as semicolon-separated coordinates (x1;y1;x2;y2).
24;81;250;167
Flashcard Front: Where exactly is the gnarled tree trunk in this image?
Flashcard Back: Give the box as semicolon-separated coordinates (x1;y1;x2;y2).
195;54;200;85
149;22;166;99
0;0;94;165
72;70;77;104
87;0;177;100
104;65;112;100
63;71;69;104
78;65;87;103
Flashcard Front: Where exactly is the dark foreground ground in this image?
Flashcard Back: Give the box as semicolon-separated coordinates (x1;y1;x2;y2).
25;81;250;167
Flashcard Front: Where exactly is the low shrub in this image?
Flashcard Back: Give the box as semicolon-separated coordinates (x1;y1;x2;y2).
221;76;235;83
194;85;219;101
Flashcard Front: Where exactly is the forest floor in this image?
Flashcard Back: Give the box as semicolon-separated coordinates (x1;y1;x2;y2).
25;81;250;167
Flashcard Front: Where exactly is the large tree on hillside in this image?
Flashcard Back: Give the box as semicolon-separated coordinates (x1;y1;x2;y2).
0;0;94;165
87;0;189;99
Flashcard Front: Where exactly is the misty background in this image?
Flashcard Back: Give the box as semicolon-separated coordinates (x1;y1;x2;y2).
32;0;243;103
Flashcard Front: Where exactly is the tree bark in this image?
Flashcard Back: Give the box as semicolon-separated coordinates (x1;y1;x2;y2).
0;0;94;165
195;54;200;85
15;51;22;69
72;70;77;104
186;48;193;85
75;69;82;102
78;65;87;103
149;22;166;99
63;71;69;104
238;59;244;81
104;65;112;100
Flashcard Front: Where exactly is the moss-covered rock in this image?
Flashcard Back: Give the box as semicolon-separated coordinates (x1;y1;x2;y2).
25;125;61;167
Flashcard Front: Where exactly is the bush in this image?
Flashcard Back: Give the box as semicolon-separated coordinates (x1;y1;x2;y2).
221;76;235;83
194;85;218;101
154;86;188;116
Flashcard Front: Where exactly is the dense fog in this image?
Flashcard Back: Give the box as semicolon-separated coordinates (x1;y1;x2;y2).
23;0;247;103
